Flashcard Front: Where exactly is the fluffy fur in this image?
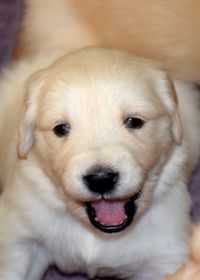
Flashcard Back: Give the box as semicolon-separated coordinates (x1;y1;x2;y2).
16;0;200;82
0;48;199;280
166;224;200;280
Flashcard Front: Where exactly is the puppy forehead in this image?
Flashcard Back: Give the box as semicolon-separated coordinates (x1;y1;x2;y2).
38;50;167;119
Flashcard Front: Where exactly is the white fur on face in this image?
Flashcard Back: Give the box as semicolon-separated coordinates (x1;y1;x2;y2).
20;49;179;225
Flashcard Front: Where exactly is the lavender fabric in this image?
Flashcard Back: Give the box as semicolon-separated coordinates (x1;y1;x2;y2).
0;1;200;280
190;166;200;222
0;0;22;68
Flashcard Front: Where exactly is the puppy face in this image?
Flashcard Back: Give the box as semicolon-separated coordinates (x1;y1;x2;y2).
18;48;182;234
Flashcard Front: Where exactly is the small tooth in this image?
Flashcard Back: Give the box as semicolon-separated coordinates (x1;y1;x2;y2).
95;217;99;222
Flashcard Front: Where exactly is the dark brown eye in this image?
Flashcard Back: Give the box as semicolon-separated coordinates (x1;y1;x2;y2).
53;123;70;137
124;117;145;129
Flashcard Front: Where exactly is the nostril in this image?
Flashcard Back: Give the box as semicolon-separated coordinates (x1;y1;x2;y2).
83;169;119;195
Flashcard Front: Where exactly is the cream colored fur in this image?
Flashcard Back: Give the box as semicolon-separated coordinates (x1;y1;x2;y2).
166;225;200;280
0;48;199;280
16;0;200;82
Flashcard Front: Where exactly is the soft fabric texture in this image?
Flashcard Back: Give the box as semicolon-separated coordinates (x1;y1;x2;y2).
0;1;199;279
0;0;22;67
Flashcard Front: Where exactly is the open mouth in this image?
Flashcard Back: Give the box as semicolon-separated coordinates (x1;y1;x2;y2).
85;191;141;233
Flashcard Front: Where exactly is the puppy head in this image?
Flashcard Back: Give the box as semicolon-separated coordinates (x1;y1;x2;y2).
18;48;182;233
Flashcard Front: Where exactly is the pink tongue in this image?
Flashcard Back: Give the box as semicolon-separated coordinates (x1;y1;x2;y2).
91;199;127;226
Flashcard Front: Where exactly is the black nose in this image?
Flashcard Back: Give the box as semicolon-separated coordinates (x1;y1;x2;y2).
83;169;119;195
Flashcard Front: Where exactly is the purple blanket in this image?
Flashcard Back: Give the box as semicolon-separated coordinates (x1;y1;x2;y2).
0;1;199;279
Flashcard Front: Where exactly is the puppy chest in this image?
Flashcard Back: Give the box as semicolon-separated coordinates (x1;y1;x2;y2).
52;234;105;274
51;228;144;278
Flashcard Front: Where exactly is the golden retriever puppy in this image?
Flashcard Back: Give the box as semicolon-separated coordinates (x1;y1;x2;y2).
0;48;199;280
16;0;200;82
166;225;200;280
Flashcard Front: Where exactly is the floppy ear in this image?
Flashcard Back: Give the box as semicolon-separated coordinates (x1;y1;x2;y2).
159;74;182;145
18;71;47;159
171;109;182;145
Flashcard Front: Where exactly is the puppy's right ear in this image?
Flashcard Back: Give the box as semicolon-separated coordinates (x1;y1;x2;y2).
18;71;47;159
163;76;182;145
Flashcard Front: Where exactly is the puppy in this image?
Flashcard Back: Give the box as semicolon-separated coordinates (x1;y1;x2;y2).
0;48;199;280
16;0;200;82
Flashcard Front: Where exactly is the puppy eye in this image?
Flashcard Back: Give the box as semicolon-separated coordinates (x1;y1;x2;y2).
53;123;70;137
124;117;145;129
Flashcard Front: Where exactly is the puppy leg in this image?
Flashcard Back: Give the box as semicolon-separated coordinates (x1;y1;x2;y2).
0;243;32;280
0;239;49;280
27;244;50;280
0;203;49;280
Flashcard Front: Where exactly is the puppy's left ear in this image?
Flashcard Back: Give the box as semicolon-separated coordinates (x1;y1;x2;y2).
18;71;46;159
159;74;182;145
171;108;182;145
